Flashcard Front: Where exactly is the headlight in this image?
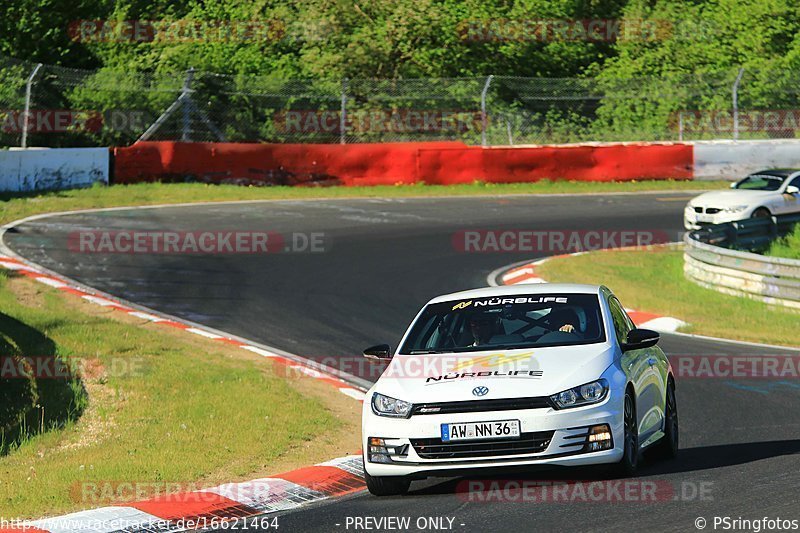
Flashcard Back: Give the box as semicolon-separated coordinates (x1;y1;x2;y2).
371;393;413;418
722;205;749;213
550;379;609;409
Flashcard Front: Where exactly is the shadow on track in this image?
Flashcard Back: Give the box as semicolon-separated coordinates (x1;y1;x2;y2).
404;439;800;497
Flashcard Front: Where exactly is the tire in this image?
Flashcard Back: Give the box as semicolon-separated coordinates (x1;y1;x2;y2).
752;207;771;219
365;470;411;496
613;390;639;477
652;379;679;460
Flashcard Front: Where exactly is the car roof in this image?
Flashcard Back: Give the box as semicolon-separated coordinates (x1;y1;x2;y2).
428;283;604;304
749;169;800;178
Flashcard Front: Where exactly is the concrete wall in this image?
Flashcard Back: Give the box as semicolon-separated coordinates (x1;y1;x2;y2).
693;140;800;180
0;148;109;192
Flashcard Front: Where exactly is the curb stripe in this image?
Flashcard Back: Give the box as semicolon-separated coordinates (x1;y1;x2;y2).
339;387;367;401
276;466;365;496
30;507;165;533
241;345;279;358
204;478;327;513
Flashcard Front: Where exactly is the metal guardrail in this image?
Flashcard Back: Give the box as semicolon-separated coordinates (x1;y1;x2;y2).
689;213;800;251
684;215;800;310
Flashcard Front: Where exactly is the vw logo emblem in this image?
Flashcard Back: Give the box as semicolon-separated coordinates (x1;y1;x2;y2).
472;386;489;397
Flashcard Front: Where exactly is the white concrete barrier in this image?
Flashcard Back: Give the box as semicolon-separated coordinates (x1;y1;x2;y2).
0;147;109;192
693;139;800;180
684;233;800;310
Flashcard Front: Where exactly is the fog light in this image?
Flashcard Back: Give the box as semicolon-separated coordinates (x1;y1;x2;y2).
368;437;393;463
586;424;612;451
589;431;612;443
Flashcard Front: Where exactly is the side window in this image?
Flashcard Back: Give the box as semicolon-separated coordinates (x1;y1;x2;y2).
607;296;633;346
788;176;800;190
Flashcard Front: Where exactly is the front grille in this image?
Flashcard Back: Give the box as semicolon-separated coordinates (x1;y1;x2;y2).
705;207;722;214
694;207;704;213
411;397;552;416
411;431;554;459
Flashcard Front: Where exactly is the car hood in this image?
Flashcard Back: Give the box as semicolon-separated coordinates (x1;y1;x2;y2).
688;189;775;207
372;343;615;403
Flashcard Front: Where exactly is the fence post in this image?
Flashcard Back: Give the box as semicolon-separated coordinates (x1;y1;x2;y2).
481;75;494;147
21;63;43;148
181;67;195;142
340;78;348;145
732;67;744;141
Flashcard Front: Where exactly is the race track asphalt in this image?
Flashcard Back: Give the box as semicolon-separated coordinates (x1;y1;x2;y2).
4;192;799;532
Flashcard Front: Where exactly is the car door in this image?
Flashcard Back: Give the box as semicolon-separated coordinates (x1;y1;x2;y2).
608;296;663;444
776;175;800;215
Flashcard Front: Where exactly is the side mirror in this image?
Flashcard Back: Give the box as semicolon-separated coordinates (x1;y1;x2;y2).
363;344;392;361
785;185;799;195
621;328;659;351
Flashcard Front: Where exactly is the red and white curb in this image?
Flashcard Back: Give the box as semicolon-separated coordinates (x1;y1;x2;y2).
1;456;365;533
498;256;688;332
0;255;369;531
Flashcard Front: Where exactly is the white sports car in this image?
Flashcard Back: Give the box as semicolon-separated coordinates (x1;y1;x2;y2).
684;168;800;230
361;284;678;496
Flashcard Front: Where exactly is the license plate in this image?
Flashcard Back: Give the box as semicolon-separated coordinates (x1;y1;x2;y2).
441;420;520;442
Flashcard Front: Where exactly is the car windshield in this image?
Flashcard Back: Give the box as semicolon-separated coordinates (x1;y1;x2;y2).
733;174;787;191
399;293;606;354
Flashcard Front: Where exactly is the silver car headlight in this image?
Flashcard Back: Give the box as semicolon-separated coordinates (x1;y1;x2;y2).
550;379;609;409
371;392;413;418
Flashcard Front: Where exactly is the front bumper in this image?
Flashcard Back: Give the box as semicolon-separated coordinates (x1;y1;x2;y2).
362;396;624;478
684;207;748;230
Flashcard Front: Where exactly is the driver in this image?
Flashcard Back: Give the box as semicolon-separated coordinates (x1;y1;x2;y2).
548;308;580;334
468;312;500;346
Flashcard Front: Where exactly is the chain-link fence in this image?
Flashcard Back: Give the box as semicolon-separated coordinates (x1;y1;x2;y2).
3;55;800;147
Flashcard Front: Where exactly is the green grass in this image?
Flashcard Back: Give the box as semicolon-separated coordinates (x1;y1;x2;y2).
766;224;800;260
0;272;341;518
537;247;800;347
0;180;726;227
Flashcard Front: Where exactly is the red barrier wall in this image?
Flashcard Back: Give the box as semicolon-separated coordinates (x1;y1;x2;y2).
113;141;693;186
